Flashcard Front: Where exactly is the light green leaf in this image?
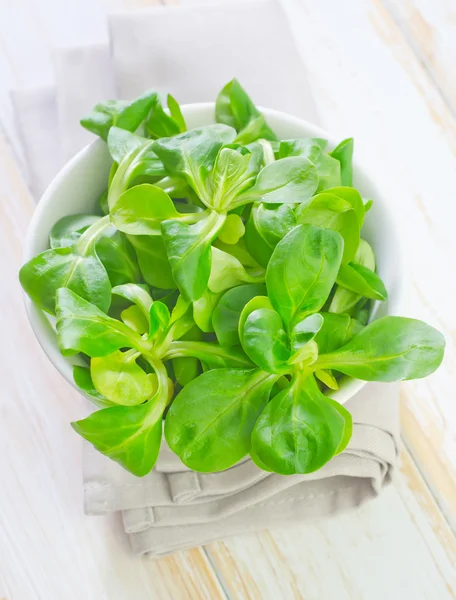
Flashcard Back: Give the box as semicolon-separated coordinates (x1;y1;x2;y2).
91;350;154;405
208;247;264;294
55;288;140;357
237;157;318;206
215;78;277;143
330;138;354;186
111;184;184;235
162;211;226;301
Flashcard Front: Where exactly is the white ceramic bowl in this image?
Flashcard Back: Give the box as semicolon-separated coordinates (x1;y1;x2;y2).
23;104;404;404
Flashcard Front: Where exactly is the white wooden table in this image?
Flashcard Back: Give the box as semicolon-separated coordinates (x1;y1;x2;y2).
1;1;455;598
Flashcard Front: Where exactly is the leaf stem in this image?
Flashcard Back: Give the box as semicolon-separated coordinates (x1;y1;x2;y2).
258;139;275;165
141;355;171;423
75;215;111;256
164;340;253;367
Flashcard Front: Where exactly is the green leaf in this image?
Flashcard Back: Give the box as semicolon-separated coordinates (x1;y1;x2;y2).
326;398;353;454
173;357;200;387
152;124;236;207
278;138;341;191
315;369;339;391
111;184;186;235
251;203;297;247
286;340;318;367
167;94;186;132
249;445;273;472
278;138;323;161
99;189;110;215
170;294;191;324
210;146;252;209
208;247;264;294
325;186;365;227
91;350;154;405
153;176;193;199
215;78;277;143
240;308;291;373
364;199;374;212
165;368;276;471
55;288;140;357
315;316;445;381
245;203;297;267
218;214;245;245
19;246;111;315
351;300;371;325
128;234;176;289
296;192;360;263
336;263;387;301
238;296;273;336
315;154;342;192
214;237;261;269
112;283;153;321
330;138;354;186
49;214;100;249
314;312;364;354
251;375;347;474
161;211;226;301
290;313;324;354
107;127;149;164
237;157;318;206
149;301;170;341
108;142;167;209
193;289;222;333
145;94;182;139
330;239;376;313
95;227;141;286
49;216;141;288
121;305;149;334
172;326;202;387
73;366;113;409
266;224;344;330
212;283;267;347
72;358;169;475
80;90;159;141
166;340;253;369
72;393;164;477
352;238;376;270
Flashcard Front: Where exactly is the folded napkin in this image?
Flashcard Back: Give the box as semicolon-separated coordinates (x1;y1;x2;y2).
88;383;398;556
12;0;400;557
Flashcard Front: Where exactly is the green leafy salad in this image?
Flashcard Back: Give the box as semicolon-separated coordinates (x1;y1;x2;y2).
19;79;445;476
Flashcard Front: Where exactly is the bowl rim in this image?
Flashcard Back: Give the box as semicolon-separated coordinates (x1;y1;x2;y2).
23;102;405;405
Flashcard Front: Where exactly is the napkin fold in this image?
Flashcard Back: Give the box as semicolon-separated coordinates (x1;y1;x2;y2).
11;0;400;557
87;383;398;556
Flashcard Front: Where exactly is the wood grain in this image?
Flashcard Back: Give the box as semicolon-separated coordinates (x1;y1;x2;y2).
382;0;456;114
204;450;456;600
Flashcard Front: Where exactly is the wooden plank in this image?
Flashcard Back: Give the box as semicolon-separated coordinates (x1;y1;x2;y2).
280;0;456;529
206;453;456;600
381;0;456;114
0;133;226;600
205;451;456;600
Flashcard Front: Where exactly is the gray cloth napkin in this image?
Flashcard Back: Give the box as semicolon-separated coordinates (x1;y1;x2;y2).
11;0;400;557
